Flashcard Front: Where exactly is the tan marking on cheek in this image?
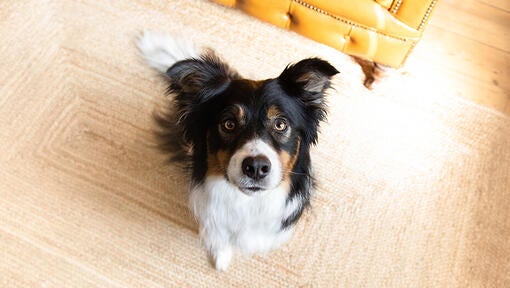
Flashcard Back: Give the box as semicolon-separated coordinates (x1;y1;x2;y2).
279;138;301;180
207;150;231;176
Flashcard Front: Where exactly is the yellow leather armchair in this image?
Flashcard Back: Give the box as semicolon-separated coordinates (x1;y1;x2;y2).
211;0;438;68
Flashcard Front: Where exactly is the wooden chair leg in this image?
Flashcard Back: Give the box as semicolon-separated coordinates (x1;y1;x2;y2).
353;57;391;89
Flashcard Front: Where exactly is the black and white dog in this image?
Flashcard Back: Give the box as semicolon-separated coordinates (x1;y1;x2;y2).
138;31;338;270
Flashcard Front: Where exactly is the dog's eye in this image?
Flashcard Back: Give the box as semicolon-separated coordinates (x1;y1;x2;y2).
222;119;236;131
273;118;288;132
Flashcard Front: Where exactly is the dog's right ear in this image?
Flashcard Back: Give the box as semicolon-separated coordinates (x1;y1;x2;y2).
165;51;240;153
166;51;240;101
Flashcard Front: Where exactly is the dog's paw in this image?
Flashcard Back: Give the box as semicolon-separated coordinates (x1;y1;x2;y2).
212;247;232;271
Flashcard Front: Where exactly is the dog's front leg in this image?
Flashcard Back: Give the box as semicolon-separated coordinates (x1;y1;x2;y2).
200;224;232;271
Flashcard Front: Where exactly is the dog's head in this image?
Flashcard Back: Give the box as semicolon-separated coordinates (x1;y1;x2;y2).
166;52;338;194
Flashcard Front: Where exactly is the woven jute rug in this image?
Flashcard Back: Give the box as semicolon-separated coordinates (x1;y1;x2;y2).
1;0;509;287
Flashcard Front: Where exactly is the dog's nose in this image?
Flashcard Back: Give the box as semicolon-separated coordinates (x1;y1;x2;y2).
242;156;271;180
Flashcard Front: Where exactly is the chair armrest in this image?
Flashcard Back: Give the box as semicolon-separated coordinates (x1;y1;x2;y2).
391;0;439;31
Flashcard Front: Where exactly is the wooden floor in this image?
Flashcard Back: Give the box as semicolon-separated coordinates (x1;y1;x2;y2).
407;0;510;115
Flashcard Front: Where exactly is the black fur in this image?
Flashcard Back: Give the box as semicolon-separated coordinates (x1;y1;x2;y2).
155;53;338;229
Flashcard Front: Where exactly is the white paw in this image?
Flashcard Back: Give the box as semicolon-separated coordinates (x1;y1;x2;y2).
213;247;232;271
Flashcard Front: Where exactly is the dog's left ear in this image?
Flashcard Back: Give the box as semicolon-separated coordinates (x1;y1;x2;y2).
278;58;339;96
278;58;339;144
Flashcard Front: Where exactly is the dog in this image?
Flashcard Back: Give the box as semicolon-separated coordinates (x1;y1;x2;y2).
138;31;338;270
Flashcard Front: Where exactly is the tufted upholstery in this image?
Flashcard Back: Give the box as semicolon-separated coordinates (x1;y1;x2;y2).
211;0;438;67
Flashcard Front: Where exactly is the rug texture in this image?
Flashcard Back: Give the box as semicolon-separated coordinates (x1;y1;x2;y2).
1;0;509;287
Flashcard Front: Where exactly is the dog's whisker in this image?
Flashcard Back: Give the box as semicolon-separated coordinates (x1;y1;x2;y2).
283;170;312;177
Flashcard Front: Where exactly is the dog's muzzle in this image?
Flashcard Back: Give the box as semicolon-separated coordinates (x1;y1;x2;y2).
227;140;282;194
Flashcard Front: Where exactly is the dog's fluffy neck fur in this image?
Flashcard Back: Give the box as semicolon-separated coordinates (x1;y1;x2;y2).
190;176;300;270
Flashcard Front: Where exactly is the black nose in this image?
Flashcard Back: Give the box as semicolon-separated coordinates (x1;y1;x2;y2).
242;156;271;180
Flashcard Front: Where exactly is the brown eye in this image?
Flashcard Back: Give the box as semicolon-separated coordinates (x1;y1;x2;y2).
273;118;288;132
223;119;236;131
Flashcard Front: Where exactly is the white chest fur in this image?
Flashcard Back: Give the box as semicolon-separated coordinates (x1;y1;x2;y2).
189;176;299;270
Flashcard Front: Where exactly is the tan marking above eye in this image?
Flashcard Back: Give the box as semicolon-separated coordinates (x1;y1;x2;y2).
235;105;245;121
267;106;280;119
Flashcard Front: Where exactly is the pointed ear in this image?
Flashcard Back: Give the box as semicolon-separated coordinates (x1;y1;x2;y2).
278;58;339;145
166;50;240;98
165;51;240;150
278;58;339;95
